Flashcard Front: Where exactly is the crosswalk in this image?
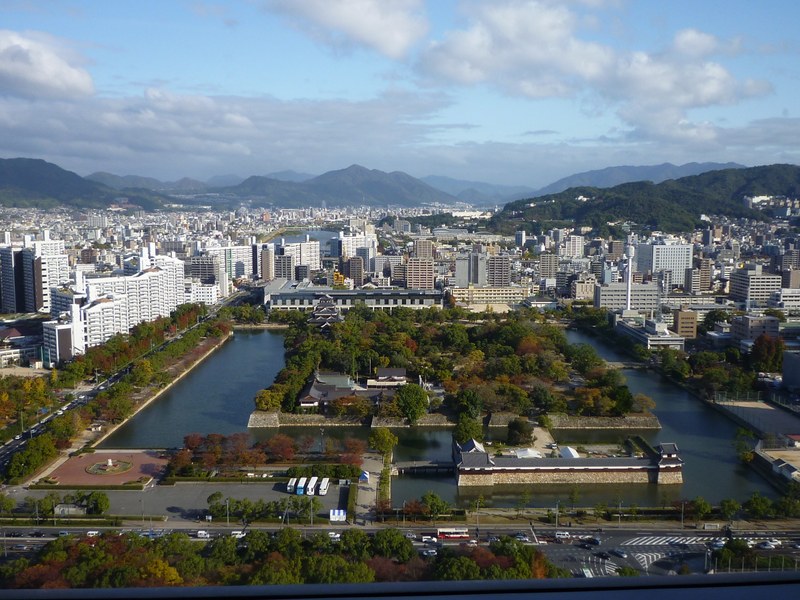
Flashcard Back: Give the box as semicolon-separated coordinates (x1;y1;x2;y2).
621;535;721;546
634;551;671;570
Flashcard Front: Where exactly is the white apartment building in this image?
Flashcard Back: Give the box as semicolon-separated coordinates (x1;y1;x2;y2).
561;235;585;258
203;244;254;281
637;242;693;287
730;263;782;308
275;236;321;271
333;231;378;258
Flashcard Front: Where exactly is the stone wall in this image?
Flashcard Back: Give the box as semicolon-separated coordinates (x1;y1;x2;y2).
458;469;657;486
657;470;684;484
549;414;661;430
246;411;280;428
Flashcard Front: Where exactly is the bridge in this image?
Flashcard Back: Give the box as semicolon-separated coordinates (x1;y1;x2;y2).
394;460;455;476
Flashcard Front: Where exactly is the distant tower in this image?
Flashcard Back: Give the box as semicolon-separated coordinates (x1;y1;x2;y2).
625;244;635;311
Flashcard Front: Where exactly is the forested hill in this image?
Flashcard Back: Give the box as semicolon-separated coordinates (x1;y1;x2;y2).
491;164;800;234
0;158;165;210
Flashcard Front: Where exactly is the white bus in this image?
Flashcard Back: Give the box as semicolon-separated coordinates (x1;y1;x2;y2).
296;477;307;495
307;476;318;496
286;478;297;494
318;477;330;496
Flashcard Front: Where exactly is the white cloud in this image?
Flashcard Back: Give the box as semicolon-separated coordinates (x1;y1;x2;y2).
0;30;94;99
419;1;771;147
265;0;428;59
672;28;719;58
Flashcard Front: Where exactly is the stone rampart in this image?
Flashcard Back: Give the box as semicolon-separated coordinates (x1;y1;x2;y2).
549;414;661;430
458;469;654;486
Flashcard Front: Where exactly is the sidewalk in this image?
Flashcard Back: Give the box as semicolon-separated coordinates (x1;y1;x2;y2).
354;452;384;526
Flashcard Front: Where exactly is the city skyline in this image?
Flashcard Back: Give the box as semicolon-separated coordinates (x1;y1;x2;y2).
1;1;799;186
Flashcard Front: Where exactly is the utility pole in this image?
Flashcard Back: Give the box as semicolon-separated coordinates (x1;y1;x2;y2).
555;500;559;528
226;498;230;527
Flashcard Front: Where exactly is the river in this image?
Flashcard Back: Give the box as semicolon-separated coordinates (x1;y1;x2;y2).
100;322;776;509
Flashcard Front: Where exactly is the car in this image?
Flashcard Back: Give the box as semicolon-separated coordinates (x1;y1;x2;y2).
515;533;531;543
421;535;437;544
13;435;21;441
710;539;726;549
611;548;628;559
7;531;23;538
758;541;776;550
586;537;601;546
487;536;500;543
766;538;782;546
327;532;341;541
29;531;45;538
596;551;611;560
404;531;417;540
579;542;594;550
230;531;246;539
420;548;437;557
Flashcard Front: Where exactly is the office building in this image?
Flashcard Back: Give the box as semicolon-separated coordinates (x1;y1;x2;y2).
637;242;693;287
487;255;511;287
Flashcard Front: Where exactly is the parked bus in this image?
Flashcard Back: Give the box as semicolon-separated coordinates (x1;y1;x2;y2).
286;478;297;494
307;476;318;496
296;477;307;495
436;527;470;539
318;477;330;496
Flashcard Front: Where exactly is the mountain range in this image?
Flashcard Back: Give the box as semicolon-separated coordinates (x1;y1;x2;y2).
492;163;800;234
0;156;787;222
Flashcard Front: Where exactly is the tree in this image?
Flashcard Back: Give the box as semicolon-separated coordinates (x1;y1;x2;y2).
719;498;741;521
83;491;110;515
421;491;450;523
507;418;533;445
691;496;712;522
433;556;481;580
368;427;398;459
0;493;14;515
453;414;483;444
394;384;428;424
371;528;414;562
743;492;773;519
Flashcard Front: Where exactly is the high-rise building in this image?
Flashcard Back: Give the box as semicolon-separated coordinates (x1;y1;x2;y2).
487;255;511;287
414;239;435;259
346;256;364;287
539;253;559;279
562;235;585;258
275;236;321;271
406;257;434;289
274;254;296;280
260;245;275;281
0;246;24;313
515;231;527;248
455;253;487;287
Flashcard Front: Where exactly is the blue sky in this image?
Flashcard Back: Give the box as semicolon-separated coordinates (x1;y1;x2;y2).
1;1;799;188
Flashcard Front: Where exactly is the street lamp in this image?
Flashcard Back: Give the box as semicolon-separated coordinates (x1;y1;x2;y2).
225;498;230;526
618;501;622;526
555;500;559;528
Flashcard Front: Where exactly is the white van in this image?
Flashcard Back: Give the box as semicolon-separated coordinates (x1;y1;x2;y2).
230;531;246;539
196;530;211;539
555;531;571;541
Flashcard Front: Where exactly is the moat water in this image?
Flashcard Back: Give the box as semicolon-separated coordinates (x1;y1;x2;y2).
100;327;775;508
